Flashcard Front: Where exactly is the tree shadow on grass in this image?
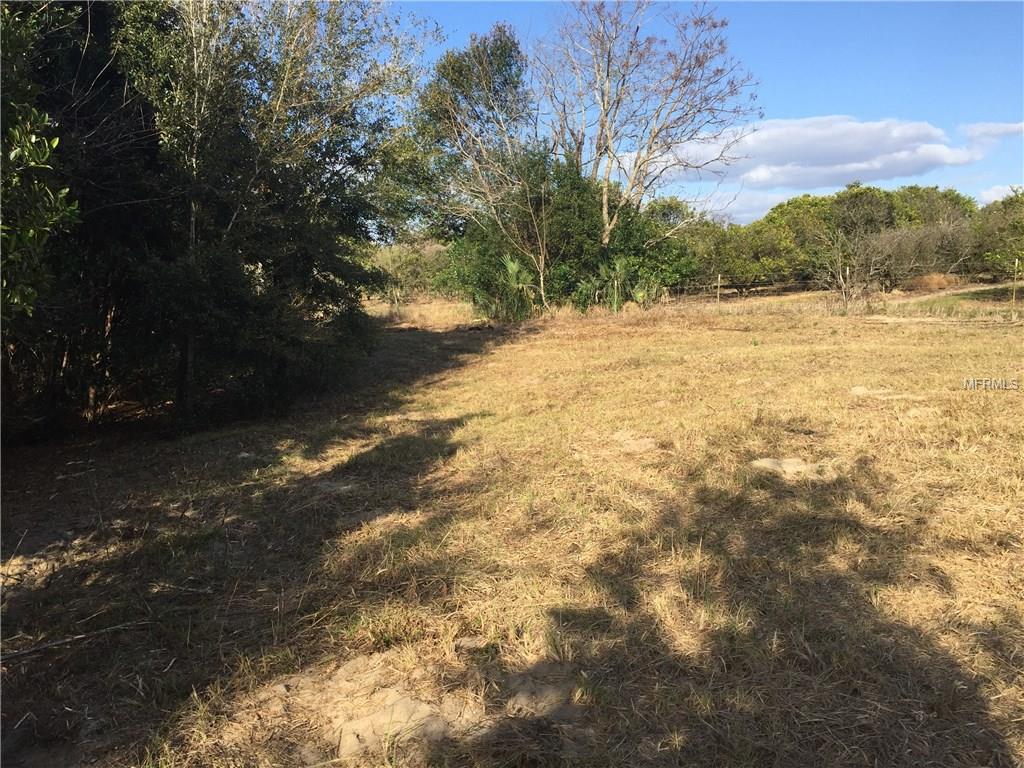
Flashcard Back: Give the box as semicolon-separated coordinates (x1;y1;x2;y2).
0;319;519;765
440;445;1014;765
1;320;519;560
5;354;1016;766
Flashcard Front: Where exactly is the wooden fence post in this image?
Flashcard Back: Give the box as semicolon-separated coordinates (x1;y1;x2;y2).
1012;257;1019;321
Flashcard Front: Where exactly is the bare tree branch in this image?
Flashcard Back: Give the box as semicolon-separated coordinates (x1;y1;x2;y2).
538;1;759;246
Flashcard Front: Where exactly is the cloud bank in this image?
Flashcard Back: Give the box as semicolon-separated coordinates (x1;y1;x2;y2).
961;122;1024;141
675;116;1022;221
977;184;1019;205
722;116;1017;189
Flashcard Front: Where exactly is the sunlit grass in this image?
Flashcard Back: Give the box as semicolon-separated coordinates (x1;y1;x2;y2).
3;297;1021;766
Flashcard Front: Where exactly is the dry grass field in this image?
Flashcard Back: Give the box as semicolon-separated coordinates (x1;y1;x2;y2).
3;294;1022;767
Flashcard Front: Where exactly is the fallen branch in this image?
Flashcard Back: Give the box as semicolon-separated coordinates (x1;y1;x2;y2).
0;621;151;662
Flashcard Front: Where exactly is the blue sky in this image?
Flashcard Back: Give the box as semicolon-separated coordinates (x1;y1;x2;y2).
401;1;1024;221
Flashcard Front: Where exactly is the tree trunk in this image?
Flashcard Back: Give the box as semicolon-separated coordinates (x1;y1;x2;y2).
3;341;20;414
177;196;198;422
176;332;195;421
44;337;65;410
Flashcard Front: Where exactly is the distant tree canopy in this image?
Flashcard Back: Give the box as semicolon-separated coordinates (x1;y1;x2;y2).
408;10;1019;320
418;164;1020;318
2;1;1020;433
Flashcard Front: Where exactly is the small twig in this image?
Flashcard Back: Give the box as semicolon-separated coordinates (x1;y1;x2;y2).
150;581;214;595
301;756;348;768
1;529;29;579
0;621;150;662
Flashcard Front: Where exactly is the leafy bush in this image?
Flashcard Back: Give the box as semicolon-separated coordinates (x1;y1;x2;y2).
438;226;539;321
973;189;1024;279
373;240;451;305
630;277;666;309
441;178;1023;321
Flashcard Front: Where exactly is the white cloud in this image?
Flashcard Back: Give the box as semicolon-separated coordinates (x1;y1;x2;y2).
977;184;1019;205
961;122;1024;141
659;115;1022;221
725;116;988;189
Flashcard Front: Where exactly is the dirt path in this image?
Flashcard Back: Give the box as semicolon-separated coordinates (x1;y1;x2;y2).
883;280;1018;304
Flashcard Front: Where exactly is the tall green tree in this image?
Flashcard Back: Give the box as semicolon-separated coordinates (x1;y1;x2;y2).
1;4;78;323
116;0;245;417
3;0;428;432
974;189;1024;278
419;24;561;306
114;0;423;418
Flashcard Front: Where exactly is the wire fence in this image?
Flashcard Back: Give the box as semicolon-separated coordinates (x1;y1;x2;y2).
663;277;820;300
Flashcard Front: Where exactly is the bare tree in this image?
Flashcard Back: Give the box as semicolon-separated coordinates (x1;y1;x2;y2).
855;220;974;292
537;1;758;246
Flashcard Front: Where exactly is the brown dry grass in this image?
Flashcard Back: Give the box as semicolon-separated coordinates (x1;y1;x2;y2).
365;298;480;329
904;272;962;293
884;283;1023;321
2;297;1022;767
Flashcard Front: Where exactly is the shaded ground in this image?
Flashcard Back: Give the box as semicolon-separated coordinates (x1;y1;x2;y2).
2;299;1022;767
1;307;520;765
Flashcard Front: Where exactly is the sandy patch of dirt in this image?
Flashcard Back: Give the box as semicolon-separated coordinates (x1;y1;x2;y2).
612;429;660;454
749;457;835;481
215;646;583;763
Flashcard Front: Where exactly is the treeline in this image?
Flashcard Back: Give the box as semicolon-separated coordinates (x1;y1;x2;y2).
2;1;427;431
3;2;1021;433
417;179;1023;319
404;19;1022;319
